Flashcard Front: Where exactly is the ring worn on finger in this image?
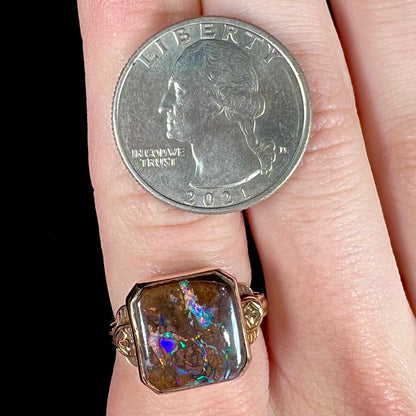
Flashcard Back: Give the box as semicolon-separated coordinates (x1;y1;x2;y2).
109;16;308;394
110;269;267;393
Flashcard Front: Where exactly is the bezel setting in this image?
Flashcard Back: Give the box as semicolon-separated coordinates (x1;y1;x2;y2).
126;270;251;393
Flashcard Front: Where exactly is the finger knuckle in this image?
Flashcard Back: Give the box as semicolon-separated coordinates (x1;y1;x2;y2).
386;130;416;191
336;337;416;415
296;104;368;203
86;0;195;38
97;172;248;268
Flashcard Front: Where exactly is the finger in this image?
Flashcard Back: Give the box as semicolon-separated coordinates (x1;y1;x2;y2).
202;0;416;413
77;0;250;305
77;1;269;415
329;0;416;312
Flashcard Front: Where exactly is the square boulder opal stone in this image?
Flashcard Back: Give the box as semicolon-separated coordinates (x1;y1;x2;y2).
127;270;250;393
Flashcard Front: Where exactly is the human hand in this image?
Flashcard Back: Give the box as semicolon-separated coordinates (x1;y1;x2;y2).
77;0;416;414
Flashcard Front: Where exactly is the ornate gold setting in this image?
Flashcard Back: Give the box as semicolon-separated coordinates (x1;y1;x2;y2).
110;305;138;366
238;282;268;343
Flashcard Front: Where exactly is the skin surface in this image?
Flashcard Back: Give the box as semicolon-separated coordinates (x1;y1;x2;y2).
77;0;416;414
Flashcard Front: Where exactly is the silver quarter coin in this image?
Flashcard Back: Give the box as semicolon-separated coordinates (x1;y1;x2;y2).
113;17;311;213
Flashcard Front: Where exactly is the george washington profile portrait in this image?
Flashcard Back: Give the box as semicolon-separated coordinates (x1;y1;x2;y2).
158;39;276;189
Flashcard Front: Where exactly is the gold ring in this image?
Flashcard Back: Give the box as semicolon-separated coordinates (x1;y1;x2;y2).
110;269;267;393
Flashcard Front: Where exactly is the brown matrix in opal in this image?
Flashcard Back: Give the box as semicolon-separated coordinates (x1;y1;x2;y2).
133;274;248;392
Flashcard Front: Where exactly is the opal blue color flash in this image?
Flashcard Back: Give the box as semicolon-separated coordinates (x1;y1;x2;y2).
159;338;177;354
